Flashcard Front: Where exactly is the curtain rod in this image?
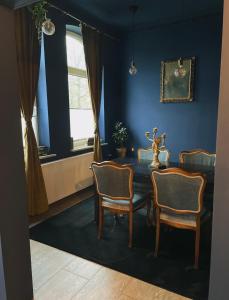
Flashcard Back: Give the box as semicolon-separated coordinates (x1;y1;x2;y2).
47;2;120;42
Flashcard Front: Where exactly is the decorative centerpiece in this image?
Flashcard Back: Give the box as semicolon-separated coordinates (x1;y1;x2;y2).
145;128;166;168
112;122;128;158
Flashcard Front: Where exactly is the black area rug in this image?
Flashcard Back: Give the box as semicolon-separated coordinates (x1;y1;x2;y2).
30;197;211;300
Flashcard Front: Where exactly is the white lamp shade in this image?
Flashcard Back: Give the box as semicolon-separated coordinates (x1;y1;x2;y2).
42;19;55;36
129;60;138;76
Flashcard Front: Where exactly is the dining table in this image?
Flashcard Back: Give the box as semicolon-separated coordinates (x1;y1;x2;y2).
94;157;215;224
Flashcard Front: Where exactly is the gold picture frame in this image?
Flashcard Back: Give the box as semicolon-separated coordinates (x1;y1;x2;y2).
160;57;195;103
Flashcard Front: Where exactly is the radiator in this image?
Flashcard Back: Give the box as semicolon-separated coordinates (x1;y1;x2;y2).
41;152;94;204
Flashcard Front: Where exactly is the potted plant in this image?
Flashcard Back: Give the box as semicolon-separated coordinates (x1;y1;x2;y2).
112;122;128;158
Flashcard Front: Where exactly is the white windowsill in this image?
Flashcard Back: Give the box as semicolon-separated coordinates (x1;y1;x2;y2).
39;154;57;160
70;142;108;153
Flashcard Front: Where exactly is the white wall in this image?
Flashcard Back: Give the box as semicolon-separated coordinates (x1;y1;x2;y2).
42;152;94;204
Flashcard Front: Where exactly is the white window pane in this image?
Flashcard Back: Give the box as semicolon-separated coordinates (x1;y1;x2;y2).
70;109;94;140
66;34;86;70
68;75;91;109
66;31;94;146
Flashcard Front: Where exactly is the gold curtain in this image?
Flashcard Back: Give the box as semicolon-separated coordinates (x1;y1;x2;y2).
81;24;103;162
15;8;48;216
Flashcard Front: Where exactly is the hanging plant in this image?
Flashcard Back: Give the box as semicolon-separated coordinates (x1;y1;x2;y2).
32;0;48;40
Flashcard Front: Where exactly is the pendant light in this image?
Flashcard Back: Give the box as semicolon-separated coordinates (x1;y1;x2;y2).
129;5;139;76
174;1;186;78
42;13;55;36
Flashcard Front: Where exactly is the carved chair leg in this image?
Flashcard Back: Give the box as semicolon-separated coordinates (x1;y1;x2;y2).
150;193;156;227
194;225;200;269
101;207;104;236
154;209;160;257
98;203;104;240
146;194;152;226
94;194;99;225
128;211;133;248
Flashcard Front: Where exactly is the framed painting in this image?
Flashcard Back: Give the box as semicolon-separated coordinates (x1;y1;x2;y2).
160;57;195;103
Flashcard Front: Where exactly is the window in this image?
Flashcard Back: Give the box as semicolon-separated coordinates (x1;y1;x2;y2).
66;31;94;150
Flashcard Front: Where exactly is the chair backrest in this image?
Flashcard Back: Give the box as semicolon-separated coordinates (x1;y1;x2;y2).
138;148;170;164
159;149;170;164
152;168;206;214
179;150;216;167
138;148;153;161
91;161;134;200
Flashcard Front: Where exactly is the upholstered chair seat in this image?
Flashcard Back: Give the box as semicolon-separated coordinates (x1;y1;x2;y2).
160;207;209;228
103;191;149;211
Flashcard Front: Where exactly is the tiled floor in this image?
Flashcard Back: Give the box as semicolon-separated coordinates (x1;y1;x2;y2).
31;240;190;300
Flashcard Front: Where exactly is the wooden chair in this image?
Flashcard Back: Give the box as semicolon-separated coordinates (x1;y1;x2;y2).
179;149;216;167
151;168;207;269
138;148;170;164
91;161;151;248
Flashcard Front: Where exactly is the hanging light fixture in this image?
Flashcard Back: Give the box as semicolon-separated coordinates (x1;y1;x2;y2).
129;5;139;76
42;13;55;36
174;1;187;78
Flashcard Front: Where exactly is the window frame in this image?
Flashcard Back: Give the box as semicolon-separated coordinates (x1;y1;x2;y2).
67;31;87;79
66;30;94;150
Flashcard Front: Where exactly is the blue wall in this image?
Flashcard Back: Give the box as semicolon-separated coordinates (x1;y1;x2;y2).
121;15;222;161
43;10;71;158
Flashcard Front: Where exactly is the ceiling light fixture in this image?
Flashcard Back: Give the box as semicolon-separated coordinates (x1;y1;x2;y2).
174;1;187;78
42;13;55;36
129;4;138;76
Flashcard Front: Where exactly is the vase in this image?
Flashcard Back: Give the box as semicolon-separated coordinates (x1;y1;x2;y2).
116;147;127;158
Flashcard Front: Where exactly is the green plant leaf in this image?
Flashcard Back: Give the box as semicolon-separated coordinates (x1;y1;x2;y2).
112;121;128;146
